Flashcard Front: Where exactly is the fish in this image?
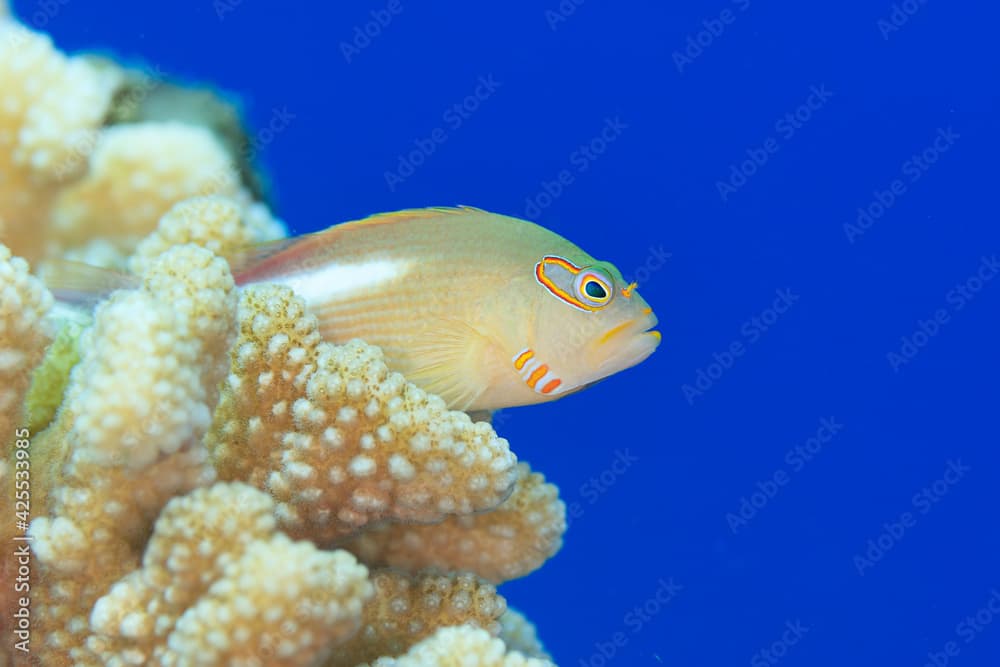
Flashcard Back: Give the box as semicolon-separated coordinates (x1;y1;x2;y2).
48;206;661;411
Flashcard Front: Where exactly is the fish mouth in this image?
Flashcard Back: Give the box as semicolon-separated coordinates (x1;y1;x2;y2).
593;308;661;373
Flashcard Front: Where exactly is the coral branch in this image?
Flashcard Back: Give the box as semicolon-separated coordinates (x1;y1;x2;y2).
208;284;519;543
341;462;566;583
329;571;507;665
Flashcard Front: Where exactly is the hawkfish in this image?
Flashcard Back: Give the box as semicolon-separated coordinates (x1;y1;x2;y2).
50;206;661;411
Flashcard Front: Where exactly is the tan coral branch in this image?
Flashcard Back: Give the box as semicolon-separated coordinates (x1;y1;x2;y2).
208;284;519;543
328;570;507;666
365;625;556;667
88;482;373;666
340;462;566;583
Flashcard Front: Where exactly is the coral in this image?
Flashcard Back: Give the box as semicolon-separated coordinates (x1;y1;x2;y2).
23;318;82;433
0;245;54;444
0;12;566;667
365;626;556;667
0;19;115;260
0;12;281;268
329;571;507;665
129;195;285;274
207;284;519;543
49;123;243;264
341;462;566;583
87;482;372;666
498;609;552;661
25;245;236;665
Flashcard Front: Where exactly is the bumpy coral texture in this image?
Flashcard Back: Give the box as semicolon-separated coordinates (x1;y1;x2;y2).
365;626;556;667
27;245;236;665
0;245;53;443
208;284;520;543
0;12;281;269
1;12;566;666
341;462;566;583
49;123;243;262
0;20;116;260
329;571;507;665
87;482;373;666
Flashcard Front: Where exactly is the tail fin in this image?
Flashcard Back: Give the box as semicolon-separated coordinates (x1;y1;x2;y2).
38;260;140;309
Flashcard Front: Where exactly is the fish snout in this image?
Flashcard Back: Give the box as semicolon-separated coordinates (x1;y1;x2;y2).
590;308;661;372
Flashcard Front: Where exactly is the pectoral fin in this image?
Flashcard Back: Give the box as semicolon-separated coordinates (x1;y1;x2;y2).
402;318;500;411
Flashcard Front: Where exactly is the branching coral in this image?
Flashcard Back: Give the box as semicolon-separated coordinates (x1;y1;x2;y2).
365;626;555;667
207;284;519;543
0;12;566;667
329;571;507;665
0;11;280;269
87;482;372;666
0;245;53;445
341;462;566;584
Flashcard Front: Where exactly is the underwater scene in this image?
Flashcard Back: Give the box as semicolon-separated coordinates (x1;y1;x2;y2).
1;0;998;665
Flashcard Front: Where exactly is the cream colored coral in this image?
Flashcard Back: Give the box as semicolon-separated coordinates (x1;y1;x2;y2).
208;284;519;543
0;245;53;441
27;245;236;665
329;571;507;665
498;609;551;661
67;245;235;469
48;123;243;263
341;462;565;583
129;195;286;275
0;21;119;260
87;482;373;666
366;626;556;667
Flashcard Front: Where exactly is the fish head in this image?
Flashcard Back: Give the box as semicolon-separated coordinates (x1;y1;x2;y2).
501;254;660;404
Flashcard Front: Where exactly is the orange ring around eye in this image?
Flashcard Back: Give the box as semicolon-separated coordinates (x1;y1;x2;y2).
576;271;612;306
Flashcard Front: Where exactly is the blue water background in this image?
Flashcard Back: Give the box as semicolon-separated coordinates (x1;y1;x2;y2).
18;1;1000;665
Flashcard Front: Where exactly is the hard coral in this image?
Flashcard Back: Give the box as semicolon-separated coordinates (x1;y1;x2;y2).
0;11;566;667
341;462;566;584
208;284;519;543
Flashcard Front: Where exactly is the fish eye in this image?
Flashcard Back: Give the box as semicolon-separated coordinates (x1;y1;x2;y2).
574;269;613;307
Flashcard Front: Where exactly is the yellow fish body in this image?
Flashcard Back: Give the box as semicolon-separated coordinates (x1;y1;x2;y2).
232;206;660;411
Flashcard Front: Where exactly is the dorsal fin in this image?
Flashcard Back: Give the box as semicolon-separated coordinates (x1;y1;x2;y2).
225;235;308;283
228;207;490;282
335;205;488;231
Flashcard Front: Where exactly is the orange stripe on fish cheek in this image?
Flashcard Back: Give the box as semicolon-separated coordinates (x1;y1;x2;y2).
527;364;549;388
513;349;534;370
541;378;562;394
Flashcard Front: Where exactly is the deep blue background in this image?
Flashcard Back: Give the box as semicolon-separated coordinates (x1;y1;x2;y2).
16;1;1000;665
